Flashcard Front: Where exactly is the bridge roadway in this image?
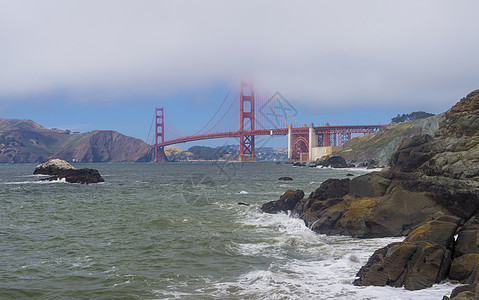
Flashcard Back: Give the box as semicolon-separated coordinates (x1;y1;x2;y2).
154;124;386;148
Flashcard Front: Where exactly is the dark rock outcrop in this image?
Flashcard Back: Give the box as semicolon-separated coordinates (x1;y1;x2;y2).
266;90;479;238
353;218;457;290
261;190;304;214
34;159;104;184
445;282;479;300
261;90;479;295
454;216;479;259
318;156;353;168
279;177;293;181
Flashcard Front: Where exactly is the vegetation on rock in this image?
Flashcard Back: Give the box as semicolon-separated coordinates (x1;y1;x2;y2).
391;111;435;124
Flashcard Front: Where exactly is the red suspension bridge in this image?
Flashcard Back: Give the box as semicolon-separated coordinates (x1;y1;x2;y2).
151;83;387;162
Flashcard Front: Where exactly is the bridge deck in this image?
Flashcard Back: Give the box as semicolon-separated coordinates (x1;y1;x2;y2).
154;125;387;147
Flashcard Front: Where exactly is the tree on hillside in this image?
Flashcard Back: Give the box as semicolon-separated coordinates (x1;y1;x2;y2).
391;111;435;124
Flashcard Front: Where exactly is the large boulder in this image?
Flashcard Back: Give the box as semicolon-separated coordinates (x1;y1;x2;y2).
33;159;75;175
354;218;458;290
349;171;391;198
449;254;479;284
309;178;350;200
291;173;472;238
318;156;352;168
261;190;304;214
454;215;479;258
34;159;104;184
261;90;479;295
445;282;479;300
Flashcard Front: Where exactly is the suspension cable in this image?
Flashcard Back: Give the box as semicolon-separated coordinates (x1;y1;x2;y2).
146;114;155;145
265;88;302;126
203;94;239;134
190;88;231;136
255;90;288;127
164;112;187;137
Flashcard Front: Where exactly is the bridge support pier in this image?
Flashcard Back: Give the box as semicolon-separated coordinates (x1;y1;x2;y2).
288;125;309;161
287;124;293;160
309;123;318;161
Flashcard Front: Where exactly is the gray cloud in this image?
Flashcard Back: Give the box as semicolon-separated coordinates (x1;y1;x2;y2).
1;0;478;111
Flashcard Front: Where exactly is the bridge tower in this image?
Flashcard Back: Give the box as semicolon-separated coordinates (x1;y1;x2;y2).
154;107;166;162
239;82;256;161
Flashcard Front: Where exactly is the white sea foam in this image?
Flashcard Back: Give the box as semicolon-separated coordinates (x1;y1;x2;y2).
316;166;384;173
1;178;67;185
230;210;457;299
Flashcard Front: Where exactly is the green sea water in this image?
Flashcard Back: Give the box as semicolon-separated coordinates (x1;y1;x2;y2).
0;162;456;299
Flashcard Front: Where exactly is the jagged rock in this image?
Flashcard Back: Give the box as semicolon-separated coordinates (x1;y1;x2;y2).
349;171;391;198
433;211;463;226
292;173;474;238
454;215;479;258
33;159;75;175
354;219;457;290
41;168;104;184
318;156;352;168
309;178;350;200
34;159;104;184
454;231;479;259
354;241;451;290
279;177;293;181
449;254;479;284
445;282;479;300
261;190;304;214
404;220;458;249
261;90;479;294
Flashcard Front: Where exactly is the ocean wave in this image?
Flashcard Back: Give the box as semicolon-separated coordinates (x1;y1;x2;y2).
315;166;384;173
1;178;67;185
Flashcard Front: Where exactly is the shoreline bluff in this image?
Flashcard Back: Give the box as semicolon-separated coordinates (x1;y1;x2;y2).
261;90;479;299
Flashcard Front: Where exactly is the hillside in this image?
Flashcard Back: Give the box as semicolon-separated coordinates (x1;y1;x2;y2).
162;145;288;162
334;114;442;165
0;119;154;163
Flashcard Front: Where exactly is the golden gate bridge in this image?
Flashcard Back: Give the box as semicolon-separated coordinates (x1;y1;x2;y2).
151;83;386;162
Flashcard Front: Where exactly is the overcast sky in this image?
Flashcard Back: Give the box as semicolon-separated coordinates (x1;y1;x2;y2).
1;0;478;147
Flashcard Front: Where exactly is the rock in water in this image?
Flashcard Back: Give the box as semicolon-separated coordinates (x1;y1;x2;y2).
33;159;75;175
278;177;293;181
318;156;353;168
261;190;304;214
354;217;458;290
34;159;104;184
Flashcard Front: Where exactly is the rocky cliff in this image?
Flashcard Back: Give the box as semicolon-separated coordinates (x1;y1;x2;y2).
0;119;154;163
335;113;443;165
261;90;479;296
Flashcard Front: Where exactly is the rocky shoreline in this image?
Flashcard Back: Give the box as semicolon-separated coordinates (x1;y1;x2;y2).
262;90;479;299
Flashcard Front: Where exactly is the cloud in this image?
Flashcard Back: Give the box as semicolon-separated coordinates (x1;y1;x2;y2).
1;0;478;112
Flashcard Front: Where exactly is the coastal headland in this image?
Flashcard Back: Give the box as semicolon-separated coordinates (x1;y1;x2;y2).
262;90;479;299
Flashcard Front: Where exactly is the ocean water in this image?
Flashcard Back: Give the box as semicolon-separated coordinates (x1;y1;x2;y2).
0;162;457;299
